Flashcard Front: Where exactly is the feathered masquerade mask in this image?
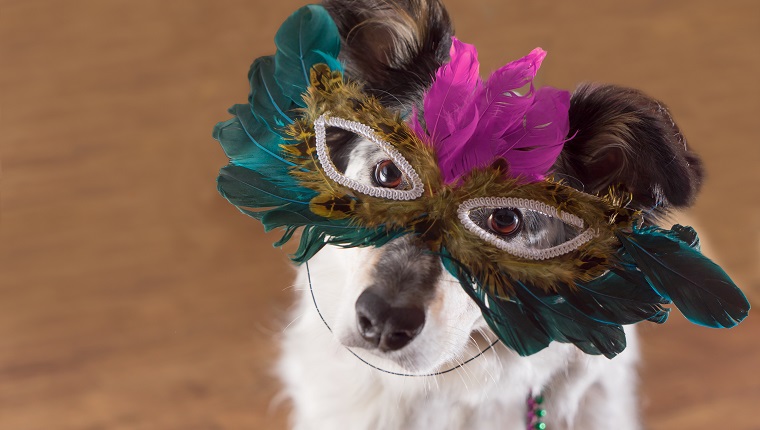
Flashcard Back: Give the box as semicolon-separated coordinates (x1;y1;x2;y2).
214;5;749;358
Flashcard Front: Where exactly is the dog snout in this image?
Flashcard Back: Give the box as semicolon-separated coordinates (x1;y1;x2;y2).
355;287;425;352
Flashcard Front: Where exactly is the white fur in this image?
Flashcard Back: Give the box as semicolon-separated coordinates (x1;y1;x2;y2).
277;245;643;429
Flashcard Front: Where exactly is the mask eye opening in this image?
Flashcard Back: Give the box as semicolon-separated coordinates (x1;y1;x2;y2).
314;114;424;201
458;197;596;260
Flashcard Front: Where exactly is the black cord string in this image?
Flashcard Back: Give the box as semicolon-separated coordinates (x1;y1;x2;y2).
306;261;499;377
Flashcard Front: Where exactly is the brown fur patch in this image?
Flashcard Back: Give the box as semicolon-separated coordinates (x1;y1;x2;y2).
554;83;704;219
323;0;452;107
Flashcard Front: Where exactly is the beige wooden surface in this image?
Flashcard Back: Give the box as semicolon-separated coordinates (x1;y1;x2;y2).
1;1;758;429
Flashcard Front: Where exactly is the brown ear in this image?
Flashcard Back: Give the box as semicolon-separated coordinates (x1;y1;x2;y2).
553;83;704;218
323;0;452;107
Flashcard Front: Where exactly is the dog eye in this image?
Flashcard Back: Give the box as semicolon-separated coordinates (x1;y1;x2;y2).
373;160;403;188
458;197;595;260
487;208;522;236
314;114;424;200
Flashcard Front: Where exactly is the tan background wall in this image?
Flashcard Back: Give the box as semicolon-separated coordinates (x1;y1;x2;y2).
1;0;758;429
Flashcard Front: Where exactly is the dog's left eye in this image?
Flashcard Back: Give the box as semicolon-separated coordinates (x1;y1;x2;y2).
459;197;596;260
487;208;522;236
314;114;424;200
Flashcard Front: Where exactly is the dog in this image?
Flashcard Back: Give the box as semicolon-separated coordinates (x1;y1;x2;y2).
275;1;703;428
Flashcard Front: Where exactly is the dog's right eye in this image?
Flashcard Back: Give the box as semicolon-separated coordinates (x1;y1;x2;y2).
373;160;403;188
314;114;424;200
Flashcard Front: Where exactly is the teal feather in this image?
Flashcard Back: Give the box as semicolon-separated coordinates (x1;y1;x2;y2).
272;4;341;104
216;4;342;175
556;269;669;326
216;5;394;263
223;167;404;262
616;224;750;328
670;224;700;250
214;104;297;177
439;249;553;356
248;56;297;131
441;249;625;358
511;280;626;358
481;295;553;356
217;165;314;210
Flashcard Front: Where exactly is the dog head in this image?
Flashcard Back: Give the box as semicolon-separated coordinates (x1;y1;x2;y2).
308;0;705;374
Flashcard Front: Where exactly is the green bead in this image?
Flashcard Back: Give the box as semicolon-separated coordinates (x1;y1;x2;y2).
534;423;546;430
535;395;544;404
536;409;547;417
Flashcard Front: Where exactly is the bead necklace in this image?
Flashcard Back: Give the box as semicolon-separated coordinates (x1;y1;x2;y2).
526;393;547;429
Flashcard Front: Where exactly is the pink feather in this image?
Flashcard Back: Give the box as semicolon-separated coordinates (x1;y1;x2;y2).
498;87;571;181
475;48;546;142
410;39;571;185
421;38;481;174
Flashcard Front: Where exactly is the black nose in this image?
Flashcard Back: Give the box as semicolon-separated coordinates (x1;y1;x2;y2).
355;288;425;352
